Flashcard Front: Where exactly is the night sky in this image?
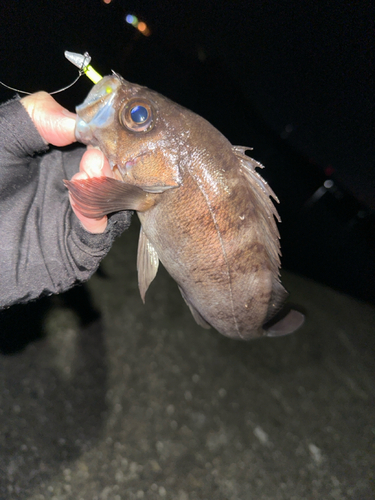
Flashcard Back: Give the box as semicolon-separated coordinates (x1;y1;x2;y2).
1;0;374;303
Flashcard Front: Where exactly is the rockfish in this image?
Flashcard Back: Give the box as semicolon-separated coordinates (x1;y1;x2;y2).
65;74;304;340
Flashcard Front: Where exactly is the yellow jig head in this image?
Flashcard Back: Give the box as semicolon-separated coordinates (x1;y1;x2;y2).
64;51;103;84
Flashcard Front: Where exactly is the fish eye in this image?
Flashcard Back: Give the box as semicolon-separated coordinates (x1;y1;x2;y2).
130;105;148;123
119;98;155;132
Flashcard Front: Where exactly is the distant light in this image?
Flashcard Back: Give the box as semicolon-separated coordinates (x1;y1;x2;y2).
125;13;151;36
125;14;138;26
103;0;112;4
138;21;146;32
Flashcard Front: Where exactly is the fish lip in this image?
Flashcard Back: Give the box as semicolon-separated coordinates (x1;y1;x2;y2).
74;96;115;145
74;75;121;145
76;75;121;112
74;73;152;171
75;118;94;144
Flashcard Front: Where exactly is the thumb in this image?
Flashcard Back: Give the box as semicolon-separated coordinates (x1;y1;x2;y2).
21;91;77;147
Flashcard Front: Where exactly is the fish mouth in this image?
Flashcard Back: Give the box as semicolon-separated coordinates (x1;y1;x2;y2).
75;75;122;145
74;73;149;179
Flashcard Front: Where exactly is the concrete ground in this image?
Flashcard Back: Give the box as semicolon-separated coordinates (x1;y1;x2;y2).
0;220;374;500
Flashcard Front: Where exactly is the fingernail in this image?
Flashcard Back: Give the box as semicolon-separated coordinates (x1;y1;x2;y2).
72;171;89;180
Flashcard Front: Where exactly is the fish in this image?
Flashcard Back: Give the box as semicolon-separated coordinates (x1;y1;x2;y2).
64;73;304;340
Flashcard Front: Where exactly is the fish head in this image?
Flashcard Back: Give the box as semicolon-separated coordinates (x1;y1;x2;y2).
75;73;188;189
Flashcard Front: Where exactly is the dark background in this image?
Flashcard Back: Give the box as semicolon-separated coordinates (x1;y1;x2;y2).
1;0;374;304
0;4;374;497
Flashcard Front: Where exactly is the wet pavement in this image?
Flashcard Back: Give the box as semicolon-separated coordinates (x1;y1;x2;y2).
0;220;374;500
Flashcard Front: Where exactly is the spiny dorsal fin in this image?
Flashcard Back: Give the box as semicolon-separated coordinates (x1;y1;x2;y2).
232;146;281;277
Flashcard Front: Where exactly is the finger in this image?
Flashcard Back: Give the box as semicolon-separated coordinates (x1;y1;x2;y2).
72;206;108;234
80;148;114;178
69;148;116;233
21;91;76;147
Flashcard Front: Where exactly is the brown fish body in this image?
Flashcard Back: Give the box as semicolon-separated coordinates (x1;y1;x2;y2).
139;123;283;339
66;75;304;340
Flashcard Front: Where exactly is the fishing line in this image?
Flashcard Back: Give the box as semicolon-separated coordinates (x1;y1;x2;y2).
0;51;102;95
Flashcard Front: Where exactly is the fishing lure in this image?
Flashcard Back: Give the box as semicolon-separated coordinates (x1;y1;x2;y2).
64;51;103;84
0;51;102;95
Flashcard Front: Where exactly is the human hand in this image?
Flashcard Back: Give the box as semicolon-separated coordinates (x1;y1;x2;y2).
21;91;76;147
21;92;115;234
69;147;115;234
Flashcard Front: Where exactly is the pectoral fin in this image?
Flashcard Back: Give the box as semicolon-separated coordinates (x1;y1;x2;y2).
64;177;156;218
137;227;159;303
178;286;211;329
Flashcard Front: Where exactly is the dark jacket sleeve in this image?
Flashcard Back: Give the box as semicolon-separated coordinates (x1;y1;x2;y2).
0;97;131;309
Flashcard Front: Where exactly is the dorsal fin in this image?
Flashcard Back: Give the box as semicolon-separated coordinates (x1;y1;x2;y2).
232;146;282;277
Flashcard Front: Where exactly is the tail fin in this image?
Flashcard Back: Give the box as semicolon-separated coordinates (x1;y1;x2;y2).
265;309;305;337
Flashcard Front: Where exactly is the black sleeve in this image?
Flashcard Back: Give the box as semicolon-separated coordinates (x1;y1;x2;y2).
0;97;131;309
